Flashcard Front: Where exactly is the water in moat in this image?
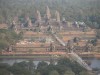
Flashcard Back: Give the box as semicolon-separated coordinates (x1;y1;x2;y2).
0;58;100;69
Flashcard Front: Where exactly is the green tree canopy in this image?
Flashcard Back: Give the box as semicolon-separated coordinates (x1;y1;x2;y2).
0;29;23;51
49;70;59;75
63;70;75;75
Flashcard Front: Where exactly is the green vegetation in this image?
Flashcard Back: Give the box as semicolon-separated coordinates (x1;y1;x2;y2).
0;29;23;51
0;0;100;28
0;58;95;75
49;70;59;75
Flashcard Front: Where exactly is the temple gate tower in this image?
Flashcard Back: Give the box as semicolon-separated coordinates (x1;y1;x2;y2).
12;17;18;32
67;40;74;52
12;20;17;31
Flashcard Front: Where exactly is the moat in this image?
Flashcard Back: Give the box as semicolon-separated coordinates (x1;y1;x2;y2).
0;58;100;69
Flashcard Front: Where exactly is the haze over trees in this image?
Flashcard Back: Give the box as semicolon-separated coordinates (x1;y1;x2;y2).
0;58;95;75
0;0;100;28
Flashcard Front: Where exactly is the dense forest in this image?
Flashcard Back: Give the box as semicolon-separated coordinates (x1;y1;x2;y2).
0;0;100;28
0;58;95;75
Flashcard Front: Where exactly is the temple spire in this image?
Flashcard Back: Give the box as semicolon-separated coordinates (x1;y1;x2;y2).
36;10;42;25
36;10;41;22
27;17;32;27
46;6;51;20
55;11;60;23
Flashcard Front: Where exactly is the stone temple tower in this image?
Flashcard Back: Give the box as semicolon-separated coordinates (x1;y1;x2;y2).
12;20;17;31
27;17;33;27
36;10;41;25
55;11;60;23
36;10;41;22
46;6;51;20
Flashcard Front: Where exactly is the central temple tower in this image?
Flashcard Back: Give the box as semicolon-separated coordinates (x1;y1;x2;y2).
55;11;60;23
46;6;51;20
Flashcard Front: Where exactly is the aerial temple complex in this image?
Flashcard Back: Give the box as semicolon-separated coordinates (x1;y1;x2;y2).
10;6;97;53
